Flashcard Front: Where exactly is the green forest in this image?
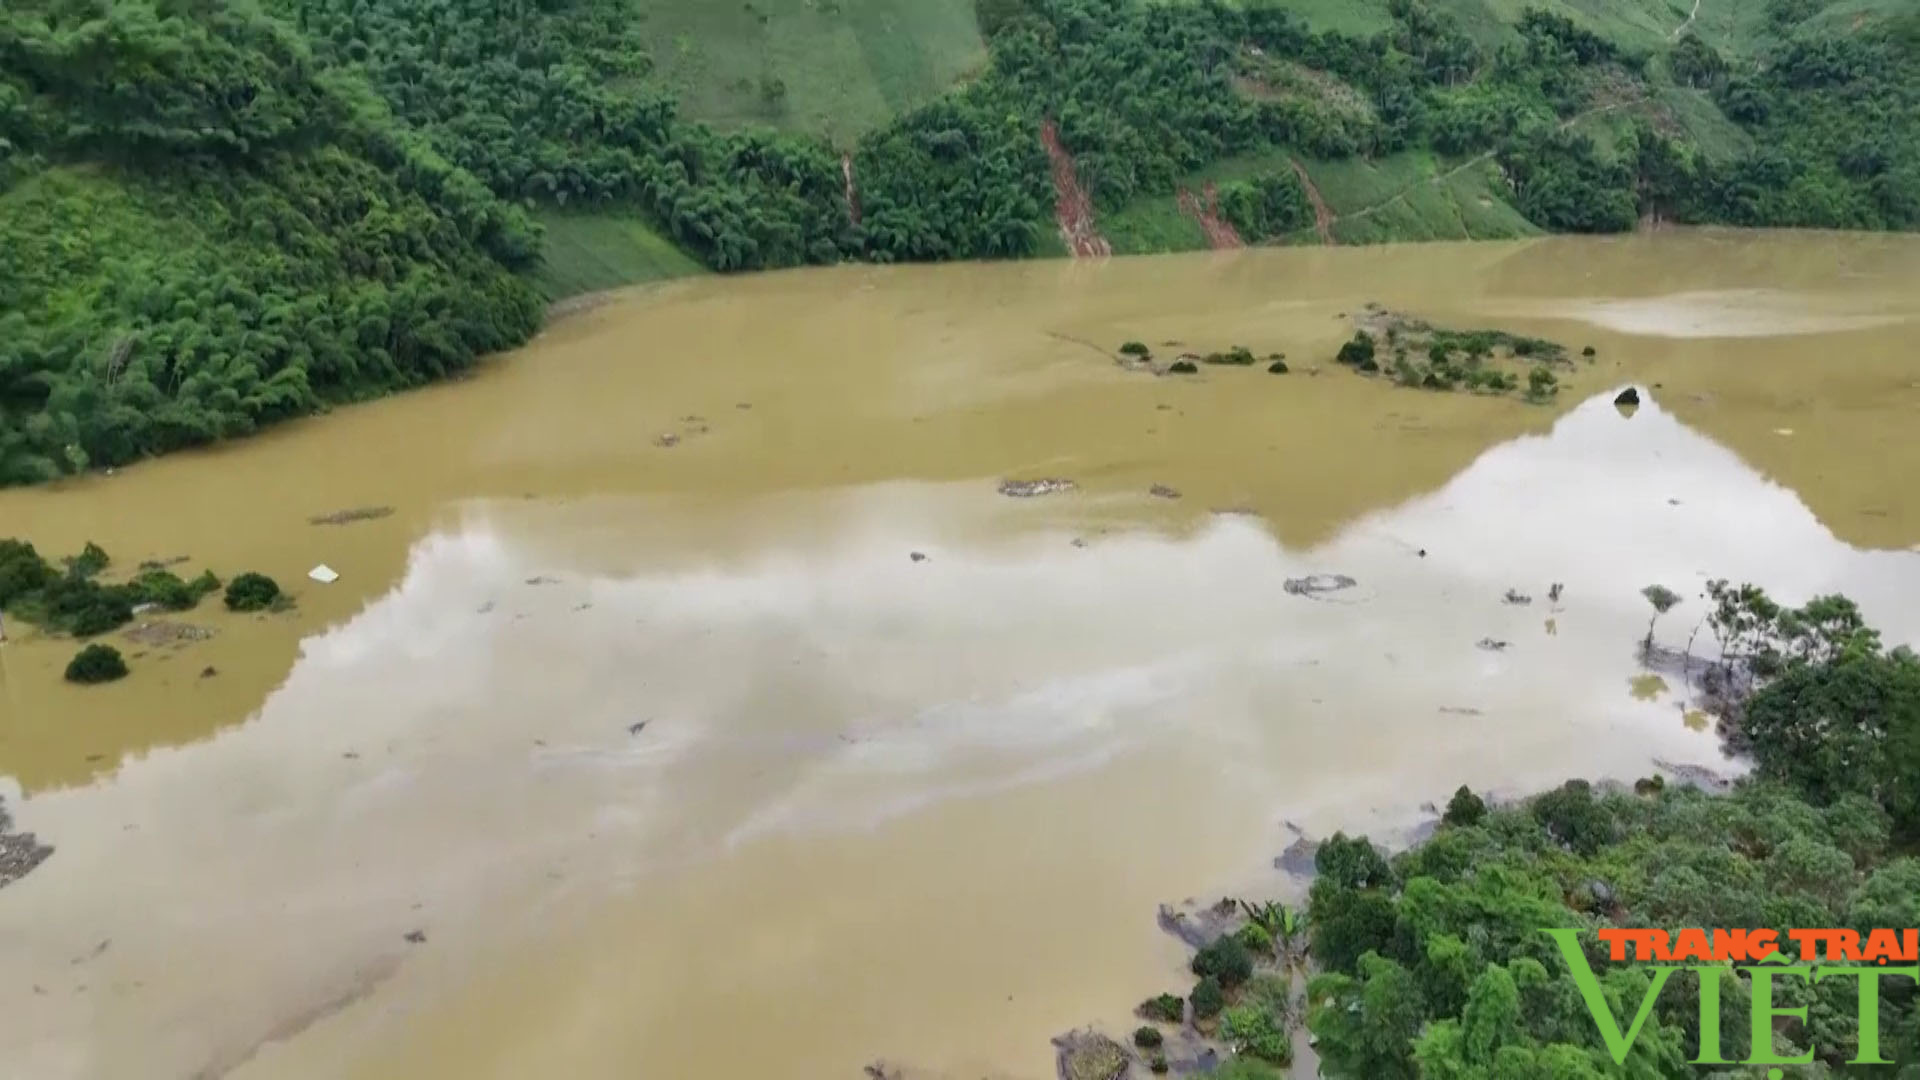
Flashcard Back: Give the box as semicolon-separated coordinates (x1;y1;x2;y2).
1300;586;1920;1078
1113;584;1920;1079
4;0;1919;482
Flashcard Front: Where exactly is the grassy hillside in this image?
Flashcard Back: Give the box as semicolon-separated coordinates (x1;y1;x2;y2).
636;0;986;143
532;210;708;299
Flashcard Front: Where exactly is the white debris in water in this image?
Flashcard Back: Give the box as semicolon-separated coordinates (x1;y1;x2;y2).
308;564;340;584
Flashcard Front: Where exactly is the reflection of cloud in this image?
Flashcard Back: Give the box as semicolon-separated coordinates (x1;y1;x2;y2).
1495;289;1908;338
8;390;1920;1078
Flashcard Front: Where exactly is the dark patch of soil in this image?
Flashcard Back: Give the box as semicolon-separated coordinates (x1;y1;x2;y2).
1040;120;1111;258
1176;183;1244;249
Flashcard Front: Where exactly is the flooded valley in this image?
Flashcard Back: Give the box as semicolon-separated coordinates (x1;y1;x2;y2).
3;231;1920;1079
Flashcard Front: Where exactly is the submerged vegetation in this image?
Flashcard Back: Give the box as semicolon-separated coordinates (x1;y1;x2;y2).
0;538;239;645
1334;309;1572;402
63;642;128;684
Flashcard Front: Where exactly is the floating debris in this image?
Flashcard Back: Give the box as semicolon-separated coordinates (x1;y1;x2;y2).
403;929;426;945
909;551;928;563
308;506;394;526
123;621;213;648
1148;484;1182;500
1;798;54;892
1476;638;1511;652
997;478;1076;498
654;433;680;448
628;721;648;736
308;564;340;585
1284;574;1357;597
1439;706;1484;716
1502;588;1532;606
1547;583;1564;603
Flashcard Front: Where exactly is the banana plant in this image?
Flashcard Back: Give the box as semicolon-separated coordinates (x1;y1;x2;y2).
1239;899;1308;968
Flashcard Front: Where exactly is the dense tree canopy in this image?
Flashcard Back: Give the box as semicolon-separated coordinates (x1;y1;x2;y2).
1306;588;1920;1079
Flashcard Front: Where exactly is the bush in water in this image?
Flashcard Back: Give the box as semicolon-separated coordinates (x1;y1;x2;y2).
224;573;282;612
65;643;129;684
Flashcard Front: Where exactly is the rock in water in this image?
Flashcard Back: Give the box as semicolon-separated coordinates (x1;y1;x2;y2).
997;478;1077;498
1284;574;1357;596
0;798;54;892
1054;1030;1129;1080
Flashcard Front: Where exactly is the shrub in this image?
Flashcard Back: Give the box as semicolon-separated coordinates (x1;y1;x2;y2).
1582;345;1597;358
1234;922;1275;956
1442;784;1487;827
64;541;110;578
1168;360;1199;374
1526;365;1559;399
1192;933;1253;987
1133;1026;1164;1049
224;573;282;612
0;539;54;606
1120;341;1152;357
1267;360;1289;374
65;643;128;684
1148;1052;1169;1074
130;569;219;611
38;575;134;636
1222;1003;1291;1064
1335;333;1376;368
1190;976;1225;1019
1138;993;1185;1023
1532;779;1612;856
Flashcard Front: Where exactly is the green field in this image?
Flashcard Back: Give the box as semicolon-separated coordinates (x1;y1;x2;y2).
1206;0;1695;50
636;0;986;142
1654;85;1754;164
1298;152;1539;244
533;210;708;300
1101;197;1209;255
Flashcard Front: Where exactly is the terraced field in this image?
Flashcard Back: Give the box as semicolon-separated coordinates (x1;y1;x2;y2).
635;0;986;143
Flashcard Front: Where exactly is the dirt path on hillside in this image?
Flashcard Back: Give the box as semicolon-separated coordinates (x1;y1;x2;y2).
1040;120;1111;258
1334;98;1646;232
1289;160;1336;244
1671;0;1701;39
1176;183;1245;249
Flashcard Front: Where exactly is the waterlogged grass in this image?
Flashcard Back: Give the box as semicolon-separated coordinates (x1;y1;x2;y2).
635;0;986;142
533;210;707;300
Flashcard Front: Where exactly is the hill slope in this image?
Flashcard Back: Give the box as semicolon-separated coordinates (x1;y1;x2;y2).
3;0;1917;482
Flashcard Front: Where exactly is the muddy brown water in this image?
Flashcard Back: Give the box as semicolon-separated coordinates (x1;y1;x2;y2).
2;231;1920;1079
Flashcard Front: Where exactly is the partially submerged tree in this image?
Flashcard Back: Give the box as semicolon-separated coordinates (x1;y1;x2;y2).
65;643;128;684
1641;583;1681;651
